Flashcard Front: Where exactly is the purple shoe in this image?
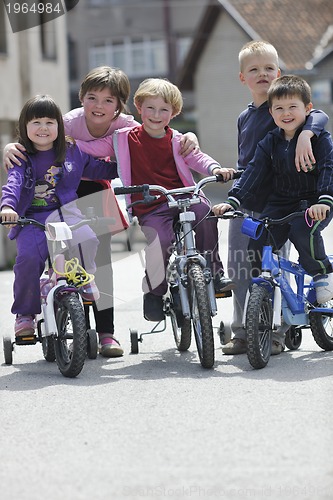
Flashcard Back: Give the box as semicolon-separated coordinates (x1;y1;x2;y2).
15;315;35;337
98;335;124;358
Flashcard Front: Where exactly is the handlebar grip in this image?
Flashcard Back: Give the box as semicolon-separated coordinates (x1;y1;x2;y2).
114;184;148;195
215;170;242;183
233;170;243;179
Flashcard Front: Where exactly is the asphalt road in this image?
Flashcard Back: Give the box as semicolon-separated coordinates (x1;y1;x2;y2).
1;202;333;500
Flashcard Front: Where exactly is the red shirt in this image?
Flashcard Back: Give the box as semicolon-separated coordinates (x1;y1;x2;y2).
129;126;183;216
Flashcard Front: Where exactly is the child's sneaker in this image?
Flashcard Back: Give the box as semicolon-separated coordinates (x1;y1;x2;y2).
80;280;100;301
98;334;124;358
314;273;333;303
15;315;35;337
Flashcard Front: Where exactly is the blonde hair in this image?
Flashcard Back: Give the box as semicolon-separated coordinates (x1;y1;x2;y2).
239;40;279;71
134;78;183;117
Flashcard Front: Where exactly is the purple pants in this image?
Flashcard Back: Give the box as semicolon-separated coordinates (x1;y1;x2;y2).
138;198;223;296
12;207;99;316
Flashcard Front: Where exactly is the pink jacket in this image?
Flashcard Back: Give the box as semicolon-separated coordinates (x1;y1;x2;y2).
77;126;221;218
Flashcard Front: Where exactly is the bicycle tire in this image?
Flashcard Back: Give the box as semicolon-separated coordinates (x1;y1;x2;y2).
54;293;87;377
42;336;56;362
87;329;98;359
310;299;333;351
284;326;302;350
3;336;13;365
246;284;273;369
188;262;214;368
169;287;191;351
130;329;139;354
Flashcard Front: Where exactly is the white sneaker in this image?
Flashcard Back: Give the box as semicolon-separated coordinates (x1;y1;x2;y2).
314;273;333;303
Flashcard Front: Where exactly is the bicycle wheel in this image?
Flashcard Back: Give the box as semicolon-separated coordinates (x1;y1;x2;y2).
246;284;273;369
42;336;56;362
310;298;333;350
169;287;191;351
130;329;139;354
3;336;13;365
187;262;214;368
87;329;98;359
54;293;87;377
284;326;302;350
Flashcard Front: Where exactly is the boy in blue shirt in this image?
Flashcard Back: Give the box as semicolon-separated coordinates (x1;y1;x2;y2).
214;75;333;312
222;41;328;355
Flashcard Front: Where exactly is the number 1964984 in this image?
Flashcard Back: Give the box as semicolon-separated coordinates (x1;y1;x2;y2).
5;2;62;14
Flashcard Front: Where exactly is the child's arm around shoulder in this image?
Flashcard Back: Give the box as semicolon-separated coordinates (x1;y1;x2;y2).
75;135;115;158
296;109;329;173
77;145;118;181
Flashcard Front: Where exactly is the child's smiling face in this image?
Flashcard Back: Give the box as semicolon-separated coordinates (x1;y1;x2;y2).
270;95;312;140
136;96;175;137
27;117;58;150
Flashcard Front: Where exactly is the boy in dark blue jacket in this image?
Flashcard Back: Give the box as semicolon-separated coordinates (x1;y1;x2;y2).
214;75;333;307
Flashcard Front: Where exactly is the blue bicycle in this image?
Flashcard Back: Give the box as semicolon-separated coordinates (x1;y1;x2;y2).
240;210;333;369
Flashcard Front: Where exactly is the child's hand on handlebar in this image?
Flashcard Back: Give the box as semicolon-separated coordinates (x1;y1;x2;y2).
0;207;19;227
307;204;330;221
212;202;233;216
212;167;237;182
3;143;27;171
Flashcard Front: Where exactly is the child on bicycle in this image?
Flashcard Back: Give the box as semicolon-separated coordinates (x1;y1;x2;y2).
213;75;333;305
2;66;199;357
76;78;236;321
0;94;118;338
225;41;329;355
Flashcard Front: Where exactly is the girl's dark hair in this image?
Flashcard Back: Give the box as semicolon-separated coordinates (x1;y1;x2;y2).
18;94;67;163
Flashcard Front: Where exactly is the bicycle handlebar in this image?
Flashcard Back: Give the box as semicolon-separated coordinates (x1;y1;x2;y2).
0;214;116;231
113;172;242;206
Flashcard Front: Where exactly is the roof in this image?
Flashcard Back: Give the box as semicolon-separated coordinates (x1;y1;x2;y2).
178;0;333;90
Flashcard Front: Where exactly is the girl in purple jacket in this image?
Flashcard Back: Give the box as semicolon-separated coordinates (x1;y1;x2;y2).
0;95;117;338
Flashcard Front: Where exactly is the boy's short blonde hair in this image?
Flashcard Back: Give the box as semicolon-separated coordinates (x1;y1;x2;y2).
134;78;183;117
239;40;279;71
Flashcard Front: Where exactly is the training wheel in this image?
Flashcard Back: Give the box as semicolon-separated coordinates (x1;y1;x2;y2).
130;329;139;354
285;326;302;350
3;336;13;365
87;329;98;359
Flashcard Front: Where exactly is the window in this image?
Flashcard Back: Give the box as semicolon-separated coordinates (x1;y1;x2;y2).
40;14;57;60
89;36;167;78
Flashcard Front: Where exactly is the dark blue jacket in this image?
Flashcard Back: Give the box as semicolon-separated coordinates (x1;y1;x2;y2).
228;127;333;210
237;103;329;211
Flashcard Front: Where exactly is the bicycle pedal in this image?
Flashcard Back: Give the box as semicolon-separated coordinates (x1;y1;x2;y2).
15;334;38;345
215;290;232;299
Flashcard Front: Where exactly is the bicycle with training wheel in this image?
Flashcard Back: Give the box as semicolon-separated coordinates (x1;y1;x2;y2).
114;174;238;369
1;210;114;377
238;209;333;369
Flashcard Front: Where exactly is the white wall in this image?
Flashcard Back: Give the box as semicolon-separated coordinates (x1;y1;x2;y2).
195;12;250;168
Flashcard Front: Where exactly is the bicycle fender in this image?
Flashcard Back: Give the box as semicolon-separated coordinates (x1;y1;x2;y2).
250;277;275;294
43;284;63;336
273;287;282;328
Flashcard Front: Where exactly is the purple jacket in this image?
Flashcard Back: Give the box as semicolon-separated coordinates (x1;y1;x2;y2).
1;143;117;238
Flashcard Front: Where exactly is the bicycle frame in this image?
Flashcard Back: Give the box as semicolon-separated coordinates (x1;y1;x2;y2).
243;214;333;329
116;176;221;319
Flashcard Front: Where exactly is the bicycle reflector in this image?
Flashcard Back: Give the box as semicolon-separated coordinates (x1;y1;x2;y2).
45;222;73;242
241;218;263;240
